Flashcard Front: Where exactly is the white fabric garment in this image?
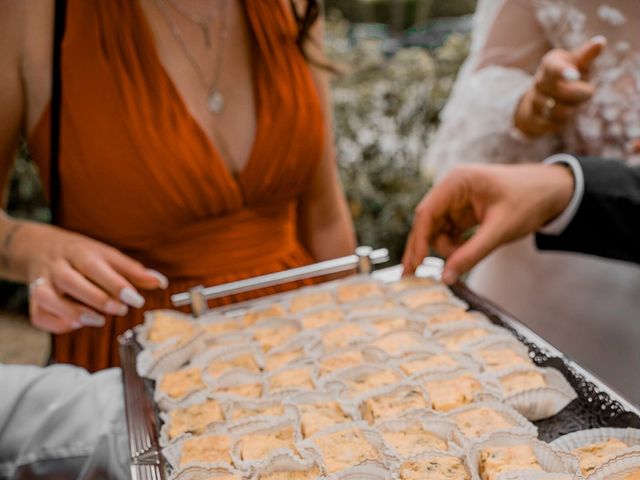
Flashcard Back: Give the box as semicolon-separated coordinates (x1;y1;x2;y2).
425;0;640;403
0;364;129;479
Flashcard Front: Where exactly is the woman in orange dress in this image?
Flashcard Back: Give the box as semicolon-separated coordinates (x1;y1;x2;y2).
0;0;355;371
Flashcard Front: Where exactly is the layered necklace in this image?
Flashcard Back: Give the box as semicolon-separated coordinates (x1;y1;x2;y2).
154;0;229;114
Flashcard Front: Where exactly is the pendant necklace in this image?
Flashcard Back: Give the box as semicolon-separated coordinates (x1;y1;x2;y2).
154;0;229;114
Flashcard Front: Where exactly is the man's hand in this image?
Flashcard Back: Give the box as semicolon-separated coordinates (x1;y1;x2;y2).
402;163;575;284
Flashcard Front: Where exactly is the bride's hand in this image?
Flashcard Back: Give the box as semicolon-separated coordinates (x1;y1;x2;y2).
514;36;606;137
4;220;169;334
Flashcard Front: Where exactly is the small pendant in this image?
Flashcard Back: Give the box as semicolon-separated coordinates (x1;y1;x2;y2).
207;91;224;114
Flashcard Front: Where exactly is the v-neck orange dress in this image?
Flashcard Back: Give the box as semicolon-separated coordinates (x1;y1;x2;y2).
27;0;324;371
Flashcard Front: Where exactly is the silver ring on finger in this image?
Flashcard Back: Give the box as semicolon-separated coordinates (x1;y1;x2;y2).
542;96;556;120
28;276;48;295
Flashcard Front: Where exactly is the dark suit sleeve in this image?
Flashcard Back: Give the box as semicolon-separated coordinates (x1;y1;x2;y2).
536;156;640;264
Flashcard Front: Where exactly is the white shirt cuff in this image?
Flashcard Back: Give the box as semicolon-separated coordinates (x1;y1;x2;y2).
538;154;585;235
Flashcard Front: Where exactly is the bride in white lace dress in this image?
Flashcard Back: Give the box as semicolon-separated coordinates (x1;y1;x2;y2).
425;0;640;402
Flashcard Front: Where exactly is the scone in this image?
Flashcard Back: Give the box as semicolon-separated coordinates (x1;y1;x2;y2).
259;467;321;480
572;438;630;476
479;444;542;480
268;367;314;393
253;324;299;352
368;316;410;336
244;304;286;326
401;288;452;310
422;375;483;412
322;324;369;350
500;371;547;396
437;328;490;351
476;348;532;372
264;349;305;371
159;366;205;400
313;427;381;474
289;291;334;313
400;456;470;480
298;401;350;437
382;425;448;456
202;319;242;337
425;308;474;329
300;308;344;330
336;282;384;303
167;399;224;440
179;434;233;466
345;369;401;397
208;353;260;378
231;403;284;420
239;426;298;461
216;382;263;398
369;331;425;356
319;351;365;377
148;312;195;344
451;407;516;439
399;354;459;375
349;300;396;314
360;388;428;424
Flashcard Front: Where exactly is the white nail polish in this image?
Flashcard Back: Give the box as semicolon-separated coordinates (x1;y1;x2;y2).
80;312;106;327
104;300;129;316
119;287;145;308
147;269;169;289
590;35;607;46
72;321;83;330
562;68;580;81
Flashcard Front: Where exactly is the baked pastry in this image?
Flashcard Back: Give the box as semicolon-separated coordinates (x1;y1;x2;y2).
422;375;482;412
322;324;369;350
319;351;365;377
253;324;299;352
268;367;314;393
368;316;410;336
231;403;284;420
382;425;448;456
345;369;401;397
476;348;532;372
624;470;640;480
360;388;428;424
244;303;286;326
202;319;242;337
159;367;205;400
208;353;260;378
500;371;547;396
451;407;516;439
390;275;439;292
438;328;490;351
401;288;452;310
264;349;305;372
400;456;470;480
148;312;195;344
370;332;424;356
425;308;475;329
399;354;459;375
300;308;344;330
216;382;263;398
179;434;233;466
167;399;224;440
239;426;298;461
572;438;630;476
313;427;381;474
298;401;350;437
336;282;384;303
349;300;396;314
479;444;542;480
289;291;334;313
259;466;322;480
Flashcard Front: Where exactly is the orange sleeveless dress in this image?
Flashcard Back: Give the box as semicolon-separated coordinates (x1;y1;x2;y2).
27;0;324;371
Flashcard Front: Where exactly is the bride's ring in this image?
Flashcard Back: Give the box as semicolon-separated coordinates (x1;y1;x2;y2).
28;277;48;294
542;97;556;120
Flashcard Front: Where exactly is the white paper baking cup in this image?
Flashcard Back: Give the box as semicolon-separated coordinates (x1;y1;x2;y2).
357;383;432;424
345;298;399;316
297;421;398;476
587;451;640;480
318;364;406;401
154;365;210;411
242;300;289;327
363;329;434;360
332;276;387;304
224;398;295;432
469;338;534;373
264;364;318;398
297;304;346;331
351;311;424;338
466;432;579;480
210;370;267;401
320;322;377;352
422;310;493;335
444;401;537;448
387;275;440;293
192;345;265;387
159;396;227;446
163;430;236;472
375;416;458;457
435;324;516;353
315;348;373;380
168;464;242;480
323;463;392;480
396;449;472;480
284;390;358;440
393;350;482;377
285;285;337;315
396;285;463;311
250;457;321;480
491;367;577;421
136;309;199;349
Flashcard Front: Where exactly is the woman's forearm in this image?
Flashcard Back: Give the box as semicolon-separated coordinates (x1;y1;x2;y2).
0;212;30;282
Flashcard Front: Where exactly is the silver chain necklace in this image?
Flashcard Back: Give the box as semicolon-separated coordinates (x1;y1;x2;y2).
154;0;229;114
166;0;218;48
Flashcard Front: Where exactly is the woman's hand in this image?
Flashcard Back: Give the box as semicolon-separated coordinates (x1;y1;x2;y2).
3;219;168;334
514;36;606;137
402;163;575;284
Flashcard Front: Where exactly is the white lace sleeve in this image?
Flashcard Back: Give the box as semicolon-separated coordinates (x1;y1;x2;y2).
423;0;561;181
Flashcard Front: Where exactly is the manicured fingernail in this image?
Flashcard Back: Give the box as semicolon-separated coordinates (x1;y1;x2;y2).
120;287;145;308
105;300;129;316
71;321;83;330
562;68;580;81
442;270;459;285
80;312;106;327
146;269;169;289
590;35;607;46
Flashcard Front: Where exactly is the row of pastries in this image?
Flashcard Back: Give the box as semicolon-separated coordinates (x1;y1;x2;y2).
135;276;640;479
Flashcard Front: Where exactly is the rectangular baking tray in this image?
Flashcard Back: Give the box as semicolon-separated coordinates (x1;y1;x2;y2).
118;261;640;480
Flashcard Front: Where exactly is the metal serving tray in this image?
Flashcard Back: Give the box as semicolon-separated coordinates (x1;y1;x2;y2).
119;254;640;480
